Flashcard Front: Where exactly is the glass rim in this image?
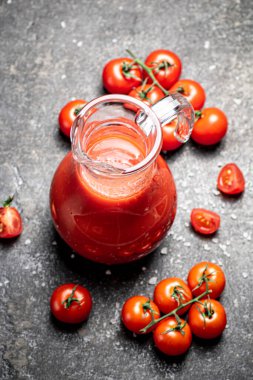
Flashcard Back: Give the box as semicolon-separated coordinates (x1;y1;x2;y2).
73;94;162;176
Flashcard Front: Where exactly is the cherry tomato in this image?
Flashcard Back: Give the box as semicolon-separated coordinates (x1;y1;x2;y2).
188;262;226;300
127;84;164;112
153;317;192;356
191;208;220;235
103;58;142;94
58;99;87;138
0;196;22;238
121;295;160;334
170;79;206;110
162;119;183;151
217;163;245;195
192;108;228;145
154;278;192;315
50;284;92;324
144;50;182;89
188;299;227;339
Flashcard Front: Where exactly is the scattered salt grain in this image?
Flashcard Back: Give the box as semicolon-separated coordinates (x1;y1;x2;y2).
219;244;226;252
233;98;242;105
160;247;168;255
148;277;157;285
61;74;66;80
115;302;120;309
209;65;216;71
242;272;248;279
212;189;220;196
142;266;147;271
110;319;116;325
52;241;57;246
7;0;12;4
231;214;237;220
105;270;111;275
204;41;210;49
212;238;218;243
25;239;31;245
112;38;117;43
133;333;137;338
77;41;83;47
61;21;66;28
184;242;191;247
204;244;211;251
0;283;2;287
234;299;239;308
225;324;229;329
41;282;45;287
72;39;77;44
70;254;75;259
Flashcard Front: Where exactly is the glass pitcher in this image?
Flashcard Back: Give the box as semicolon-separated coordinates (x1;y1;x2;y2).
50;93;194;264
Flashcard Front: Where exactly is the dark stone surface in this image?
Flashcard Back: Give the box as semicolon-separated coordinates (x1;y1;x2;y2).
1;0;253;379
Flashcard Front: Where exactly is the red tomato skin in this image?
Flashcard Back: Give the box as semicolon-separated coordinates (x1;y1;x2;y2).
190;208;220;235
154;278;192;315
187;262;226;299
58;99;87;138
121;296;160;334
144;50;182;89
50;284;92;324
0;207;22;238
188;299;227;339
162;119;183;151
153;317;192;356
217;163;245;195
192;108;228;145
102;58;142;94
127;84;164;112
170;79;206;110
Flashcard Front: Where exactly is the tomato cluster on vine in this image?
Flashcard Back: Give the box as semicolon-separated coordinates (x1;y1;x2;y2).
121;262;226;356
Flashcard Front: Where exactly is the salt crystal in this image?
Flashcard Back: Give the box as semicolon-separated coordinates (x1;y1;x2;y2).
61;21;66;28
72;39;77;44
112;38;117;43
184;222;190;227
148;276;157;285
61;74;66;80
234;299;239;308
154;269;158;274
219;244;226;251
204;41;210;49
142;266;147;271
212;238;218;243
242;272;248;279
212;189;220;196
0;283;2;287
133;333;137;337
233;98;242;105
25;239;31;245
77;41;83;47
41;282;45;287
70;254;75;259
184;242;191;247
225;324;229;329
204;244;211;251
105;270;111;275
231;214;237;220
226;240;231;246
7;0;12;4
52;241;57;246
209;65;216;71
110;319;116;325
160;247;168;255
115;302;120;309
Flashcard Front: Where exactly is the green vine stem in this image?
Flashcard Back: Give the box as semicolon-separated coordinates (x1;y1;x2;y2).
126;49;169;96
139;288;212;334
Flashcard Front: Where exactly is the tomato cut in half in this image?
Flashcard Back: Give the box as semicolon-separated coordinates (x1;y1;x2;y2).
0;196;22;238
144;49;182;90
191;208;220;235
217;163;245;195
170;79;206;110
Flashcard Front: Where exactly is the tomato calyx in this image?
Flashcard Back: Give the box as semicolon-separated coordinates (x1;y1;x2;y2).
122;60;142;81
194;110;202;120
196;300;215;328
171;285;185;305
161;316;187;336
176;86;185;94
192;265;215;293
62;285;83;309
2;195;14;208
73;106;83;116
151;60;174;75
142;299;159;321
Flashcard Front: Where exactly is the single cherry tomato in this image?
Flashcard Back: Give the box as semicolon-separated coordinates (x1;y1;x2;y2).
188;299;227;339
58;99;87;138
162;119;183;151
121;295;160;334
191;208;220;235
217;163;245;195
0;196;22;238
154;278;192;315
50;284;92;324
127;84;164;112
170;79;206;110
103;58;142;94
153;317;192;356
192;108;228;145
144;50;182;89
188;262;226;300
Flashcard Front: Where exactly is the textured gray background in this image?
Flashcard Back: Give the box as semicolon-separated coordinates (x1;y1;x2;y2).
0;0;253;379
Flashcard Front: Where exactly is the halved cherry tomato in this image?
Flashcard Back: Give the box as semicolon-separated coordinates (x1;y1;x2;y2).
170;79;206;110
162;119;182;151
144;50;182;89
191;208;220;235
217;163;245;195
153;317;192;356
127;84;164;112
121;295;160;334
192;108;228;145
187;262;226;299
50;284;92;324
103;58;142;94
0;196;22;238
58;99;87;138
154;278;192;315
188;299;227;339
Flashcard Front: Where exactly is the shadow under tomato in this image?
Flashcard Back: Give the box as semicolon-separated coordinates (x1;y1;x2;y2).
192;334;223;348
161;144;186;161
151;343;189;365
119;321;152;344
0;235;21;249
189;139;223;153
190;225;220;239
50;312;88;333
